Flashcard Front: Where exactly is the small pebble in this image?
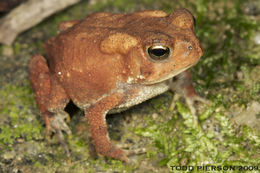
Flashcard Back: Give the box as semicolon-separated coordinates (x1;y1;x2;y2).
152;113;158;119
2;46;14;56
3;151;15;160
254;33;260;45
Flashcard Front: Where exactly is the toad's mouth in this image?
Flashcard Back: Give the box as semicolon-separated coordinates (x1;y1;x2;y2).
142;64;194;85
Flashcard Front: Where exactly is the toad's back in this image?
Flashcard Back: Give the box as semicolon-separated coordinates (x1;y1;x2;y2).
42;10;188;105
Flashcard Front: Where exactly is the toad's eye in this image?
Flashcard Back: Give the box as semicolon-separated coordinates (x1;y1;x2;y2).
147;45;170;61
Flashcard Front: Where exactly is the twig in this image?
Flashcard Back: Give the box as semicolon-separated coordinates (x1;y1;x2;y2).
0;0;81;45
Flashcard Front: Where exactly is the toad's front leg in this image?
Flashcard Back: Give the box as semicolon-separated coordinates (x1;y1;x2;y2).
85;92;129;162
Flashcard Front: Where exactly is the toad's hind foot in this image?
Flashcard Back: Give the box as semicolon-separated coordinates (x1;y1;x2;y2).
49;111;71;136
170;92;208;115
170;71;209;125
47;111;72;157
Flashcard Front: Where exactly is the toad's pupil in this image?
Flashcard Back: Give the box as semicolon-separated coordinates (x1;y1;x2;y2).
151;48;167;56
148;46;170;61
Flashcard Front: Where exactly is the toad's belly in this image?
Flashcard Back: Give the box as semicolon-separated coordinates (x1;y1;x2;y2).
108;81;170;114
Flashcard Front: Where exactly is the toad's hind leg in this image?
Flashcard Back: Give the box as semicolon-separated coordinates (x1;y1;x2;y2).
169;71;208;125
29;55;71;154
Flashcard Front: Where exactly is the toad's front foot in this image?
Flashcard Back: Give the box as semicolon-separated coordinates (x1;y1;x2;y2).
88;139;130;162
96;142;129;162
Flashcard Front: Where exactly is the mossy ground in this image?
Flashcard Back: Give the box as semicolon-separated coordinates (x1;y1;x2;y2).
0;0;259;172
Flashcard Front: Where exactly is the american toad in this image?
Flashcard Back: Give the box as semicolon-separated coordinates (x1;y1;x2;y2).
29;9;203;162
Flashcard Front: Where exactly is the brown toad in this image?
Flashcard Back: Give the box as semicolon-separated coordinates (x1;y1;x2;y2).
29;9;203;162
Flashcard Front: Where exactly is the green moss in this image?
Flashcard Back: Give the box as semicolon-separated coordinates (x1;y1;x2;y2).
135;100;259;171
13;42;22;55
0;83;44;149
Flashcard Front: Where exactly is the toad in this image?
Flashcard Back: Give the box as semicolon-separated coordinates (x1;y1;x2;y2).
29;9;203;162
